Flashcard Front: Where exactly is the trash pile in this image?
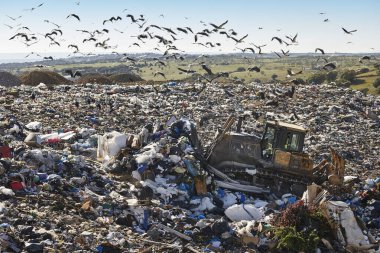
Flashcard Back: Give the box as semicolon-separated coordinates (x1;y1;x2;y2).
0;81;379;252
0;71;21;87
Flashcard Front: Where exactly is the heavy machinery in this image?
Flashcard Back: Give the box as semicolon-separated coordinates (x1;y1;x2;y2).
205;116;345;195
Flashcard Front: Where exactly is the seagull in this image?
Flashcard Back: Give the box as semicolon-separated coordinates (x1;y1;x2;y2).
122;56;137;63
25;52;41;58
17;26;30;31
323;62;336;71
44;20;61;28
177;27;188;34
24;3;43;11
126;14;138;23
67;14;80;21
285;33;298;43
242;47;255;54
4;24;15;29
281;49;290;56
201;64;213;75
271;36;283;44
231;34;248;44
315;48;325;54
287;69;302;77
209;20;228;30
7;15;22;21
68;44;79;51
83;37;96;43
155;60;166;66
273;51;282;58
65;69;82;78
342;27;357;35
248;66;260;72
178;68;196;74
154;72;166;79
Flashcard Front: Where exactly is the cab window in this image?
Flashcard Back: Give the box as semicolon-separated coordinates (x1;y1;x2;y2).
231;141;244;153
262;126;275;159
284;132;300;152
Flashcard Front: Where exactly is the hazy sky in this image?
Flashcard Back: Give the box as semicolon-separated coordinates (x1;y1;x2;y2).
1;0;379;57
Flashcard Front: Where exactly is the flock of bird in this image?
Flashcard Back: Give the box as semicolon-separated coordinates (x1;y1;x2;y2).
3;2;376;83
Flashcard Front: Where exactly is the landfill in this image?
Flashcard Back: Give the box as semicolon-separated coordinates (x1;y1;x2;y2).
0;81;380;252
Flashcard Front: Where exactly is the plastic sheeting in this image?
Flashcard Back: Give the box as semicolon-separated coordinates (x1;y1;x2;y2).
97;131;127;159
224;204;264;222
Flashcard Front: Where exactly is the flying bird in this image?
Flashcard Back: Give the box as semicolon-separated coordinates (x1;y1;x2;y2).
178;68;196;74
43;56;54;61
25;52;41;58
52;29;63;36
253;44;267;54
243;47;255;54
287;69;302;77
209;20;228;30
185;27;194;33
126;14;138;23
248;66;260;72
273;51;282;58
201;64;214;75
271;36;283;44
281;49;290;56
177;27;188;34
122;56;137;63
103;16;122;25
4;24;15;29
24;3;43;11
67;14;80;21
44;20;61;28
315;48;325;54
323;62;336;71
285;33;298;43
83;37;96;43
65;69;82;78
155;60;166;66
231;34;248;44
342;27;357;35
68;44;79;51
154;72;166;79
7;15;22;21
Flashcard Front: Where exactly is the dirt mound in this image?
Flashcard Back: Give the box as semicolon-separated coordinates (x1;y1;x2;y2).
0;71;21;87
19;71;72;86
109;73;144;84
75;73;112;85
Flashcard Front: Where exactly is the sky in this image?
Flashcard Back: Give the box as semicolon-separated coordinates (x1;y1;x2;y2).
0;0;379;59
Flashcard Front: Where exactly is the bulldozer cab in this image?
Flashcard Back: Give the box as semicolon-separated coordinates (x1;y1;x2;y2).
261;121;313;173
261;121;306;160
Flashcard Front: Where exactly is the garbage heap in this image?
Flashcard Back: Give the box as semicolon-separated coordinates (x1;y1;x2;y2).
0;81;379;252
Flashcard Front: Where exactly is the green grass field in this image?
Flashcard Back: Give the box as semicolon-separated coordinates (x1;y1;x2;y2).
21;54;380;94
